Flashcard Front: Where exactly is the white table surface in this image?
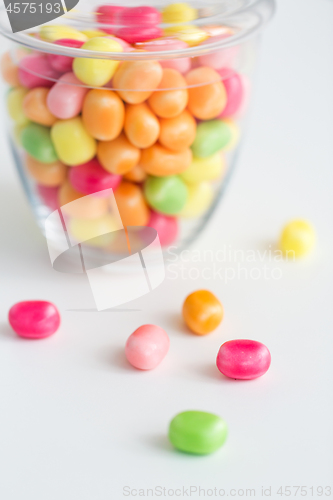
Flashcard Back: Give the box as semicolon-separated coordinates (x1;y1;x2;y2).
1;1;333;498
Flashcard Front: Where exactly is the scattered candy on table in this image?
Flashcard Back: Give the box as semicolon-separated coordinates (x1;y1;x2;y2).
216;340;271;380
125;324;170;370
8;300;61;339
279;220;316;258
169;410;228;455
182;290;224;335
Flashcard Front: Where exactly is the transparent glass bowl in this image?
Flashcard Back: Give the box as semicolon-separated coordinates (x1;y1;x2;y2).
0;0;275;261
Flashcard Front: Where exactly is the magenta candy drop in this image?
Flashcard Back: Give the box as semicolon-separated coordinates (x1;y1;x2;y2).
18;54;61;89
37;184;60;210
125;324;170;370
95;5;125;32
216;339;271;380
8;301;61;339
69;158;121;196
116;6;161;26
47;39;85;73
218;68;244;118
147;211;178;247
116;25;163;44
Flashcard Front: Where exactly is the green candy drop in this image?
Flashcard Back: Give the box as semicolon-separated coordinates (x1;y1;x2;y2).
21;123;58;163
144;175;188;215
169;410;228;455
191;120;232;158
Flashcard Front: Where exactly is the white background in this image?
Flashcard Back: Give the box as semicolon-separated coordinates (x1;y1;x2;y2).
0;1;333;498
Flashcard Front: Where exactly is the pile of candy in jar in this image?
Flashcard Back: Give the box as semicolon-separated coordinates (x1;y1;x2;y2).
2;3;246;249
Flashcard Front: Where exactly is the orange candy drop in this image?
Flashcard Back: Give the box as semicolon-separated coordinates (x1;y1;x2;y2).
140;143;192;176
148;68;188;118
82;89;125;141
114;181;149;226
159;110;196;151
185;67;227;120
123;164;147;183
124;103;160;149
58;180;109;219
97;133;141;175
113;60;163;104
1;51;20;87
182;290;224;336
23;87;57;126
25;154;67;186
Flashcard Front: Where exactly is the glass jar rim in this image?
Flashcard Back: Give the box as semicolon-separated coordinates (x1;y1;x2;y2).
0;0;275;61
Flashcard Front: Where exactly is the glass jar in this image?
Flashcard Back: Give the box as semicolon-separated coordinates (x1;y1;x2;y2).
0;0;275;261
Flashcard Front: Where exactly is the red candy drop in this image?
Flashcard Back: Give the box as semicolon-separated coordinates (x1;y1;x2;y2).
47;39;85;73
8;301;61;339
216;339;271;380
147;211;178;246
69;158;121;196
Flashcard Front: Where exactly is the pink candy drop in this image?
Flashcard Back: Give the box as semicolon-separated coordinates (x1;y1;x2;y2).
47;38;84;73
8;300;61;339
37;185;60;211
138;38;191;74
198;34;239;70
216;339;271;380
47;72;88;120
69;158;121;196
147;211;178;247
125;324;170;370
217;68;244;118
18;54;61;88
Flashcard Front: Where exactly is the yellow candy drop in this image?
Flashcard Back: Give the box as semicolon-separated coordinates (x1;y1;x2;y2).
51;117;97;166
69;214;118;247
12;122;29;147
73;37;122;87
181;152;225;184
164;25;208;47
7;87;29;126
222;118;240;152
80;29;107;39
39;25;88;42
180;182;213;218
162;3;198;23
279;220;316;258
